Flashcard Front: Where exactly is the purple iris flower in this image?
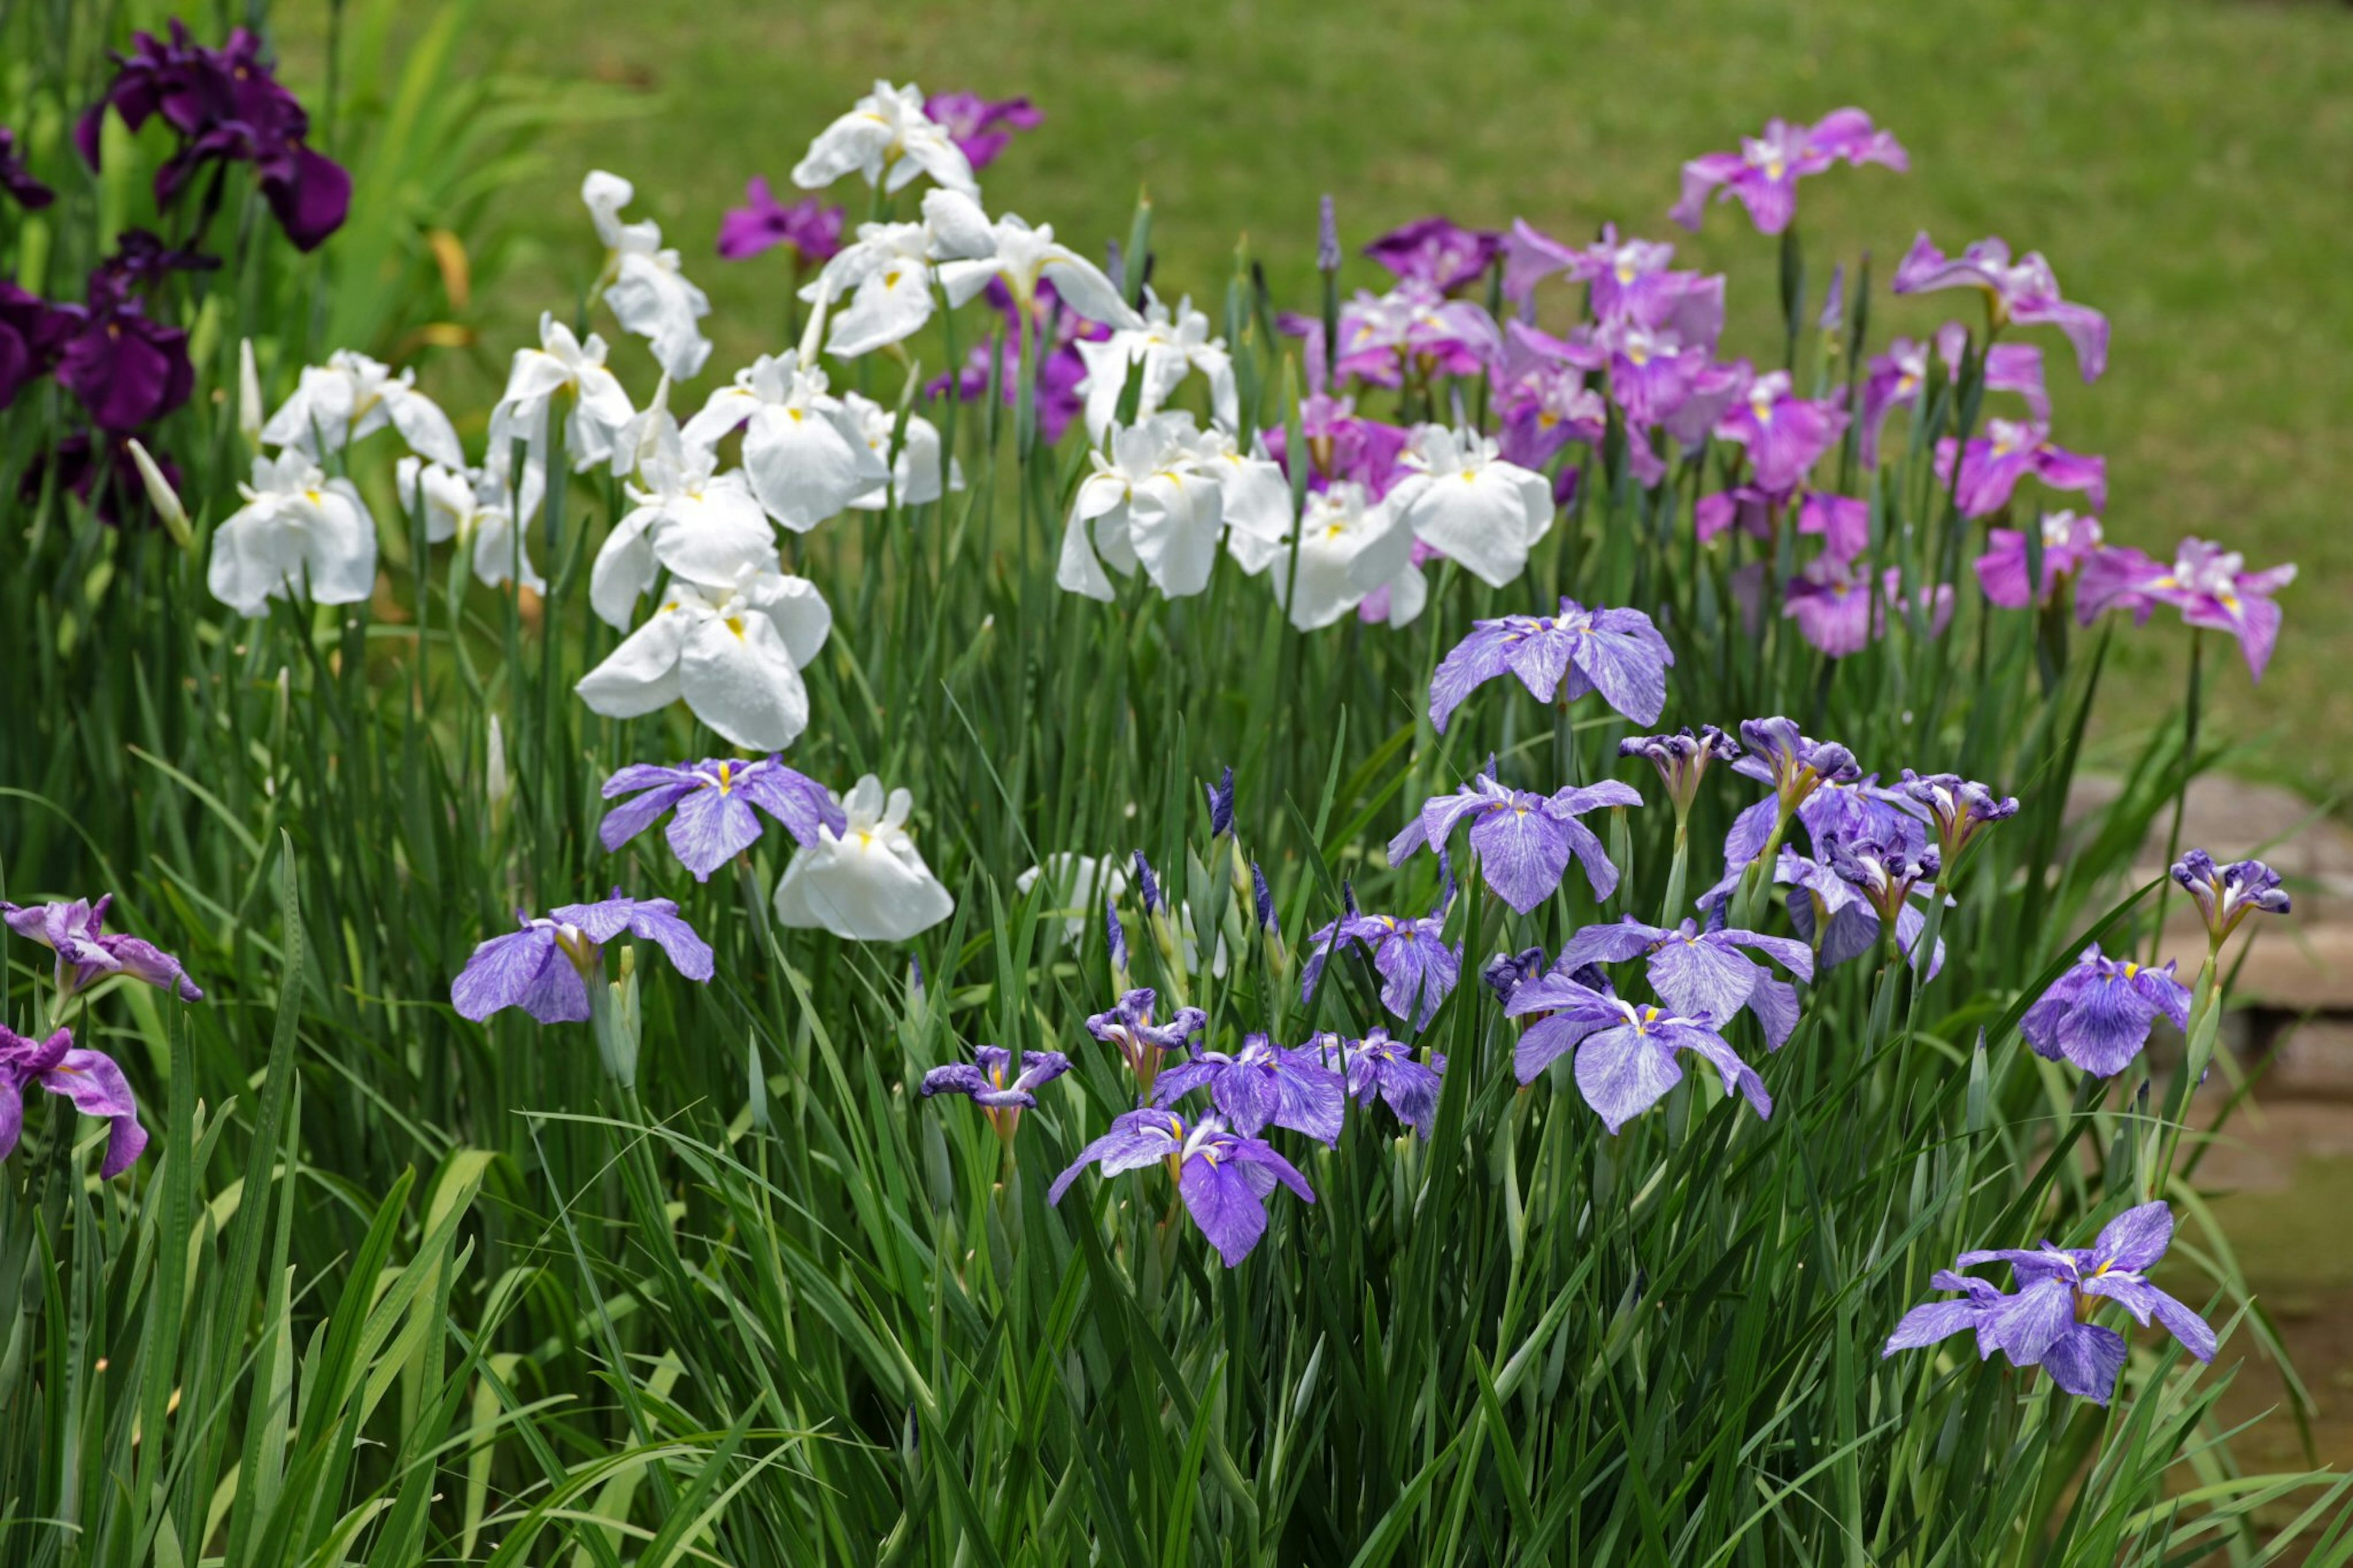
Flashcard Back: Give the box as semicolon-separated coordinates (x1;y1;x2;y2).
1823;827;1941;932
1714;371;1848;494
1302;882;1463;1032
929;276;1107;447
1204;766;1236;837
1154;1031;1347;1145
94;229;222;295
1250;862;1278;934
1504;972;1771;1133
1429;597;1674;733
0;281;74;411
1329;280;1501;388
2;895;202;1002
921;1043;1070;1140
1889;1202;2215;1404
1495;324;1608;469
2021;945;2189;1077
0;1024;147;1178
922;91;1043;172
1620;726;1741;816
1732;718;1861;819
716;177;845;264
1085;987;1203;1094
2079;537;2294;683
1783;559;1953;659
55;269;195;432
0;127;54;209
1669;108;1906;235
1311;1028;1447;1138
1553;914;1813;1048
1934;420;2106;520
1503;220;1677;316
1362;215;1504;295
450;893;713;1024
597;756;844;882
1482;947;1548;1005
1048;1108;1315;1267
1899;770;2019;868
1593;275;1733;433
19;431;181;529
1775;849;1946;975
1892;233;2110;382
1316;194;1342;273
1387;766;1641;913
2169;850;2290;946
1859;333;2050;469
1974;511;2104;611
1260;392;1413;497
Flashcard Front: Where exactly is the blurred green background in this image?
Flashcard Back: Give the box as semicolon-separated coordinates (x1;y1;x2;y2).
288;0;2353;797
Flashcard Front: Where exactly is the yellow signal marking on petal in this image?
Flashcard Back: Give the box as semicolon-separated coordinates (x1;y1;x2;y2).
717;761;733;794
725;616;746;639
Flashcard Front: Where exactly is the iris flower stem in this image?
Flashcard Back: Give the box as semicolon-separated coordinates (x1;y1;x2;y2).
1656;820;1689;929
2147;631;2204;968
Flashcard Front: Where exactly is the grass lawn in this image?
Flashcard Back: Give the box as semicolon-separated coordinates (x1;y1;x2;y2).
303;0;2353;798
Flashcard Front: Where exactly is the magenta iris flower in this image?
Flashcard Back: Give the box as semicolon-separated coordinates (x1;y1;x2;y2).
922;91;1043;172
1429;597;1674;733
716;177;844;263
1362;215;1505;294
598;756;844;882
1302;882;1463;1033
1669;108;1906;235
2169;850;2290;945
1893;233;2110;382
1714;371;1848;494
1311;1028;1446;1138
1260;392;1412;497
1934;420;2105;520
1;1024;147;1178
921;1043;1070;1140
2078;538;2294;682
451;893;713;1024
1553;915;1813;1048
1494;324;1607;469
1048;1108;1314;1267
1330;281;1500;388
1085;987;1205;1091
1504;220;1677;314
1504;971;1771;1133
1973;511;2104;611
1154;1032;1347;1145
3;895;202;1002
0;127;53;209
1387;767;1641;912
1887;1202;2215;1404
1784;559;1953;659
2021;945;2189;1077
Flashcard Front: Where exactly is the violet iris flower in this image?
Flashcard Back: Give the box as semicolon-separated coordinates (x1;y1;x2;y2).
1482;947;1548;1005
56;270;195;432
921;1043;1070;1140
922;91;1043;172
1892;233;2110;382
2169;850;2290;946
1714;371;1848;494
1974;511;2104;611
2021;945;2189;1077
1494;324;1607;469
1313;1028;1447;1137
1823;827;1941;930
0;127;53;209
1302;882;1464;1032
1934;420;2106;519
1503;972;1771;1133
1429;597;1674;733
1889;1203;2216;1404
1048;1108;1314;1267
0;281;73;410
450;893;713;1023
1387;767;1640;912
1154;1031;1347;1145
1329;280;1500;388
1732;718;1861;820
1086;987;1204;1093
1669;108;1906;235
1503;219;1676;316
597;756;844;881
1205;766;1236;837
1859;334;2050;469
2079;538;2294;682
1362;215;1504;294
0;1024;147;1178
1899;770;2019;868
3;895;202;1002
1619;726;1741;817
716;178;846;263
1553;914;1814;1048
1776;849;1946;975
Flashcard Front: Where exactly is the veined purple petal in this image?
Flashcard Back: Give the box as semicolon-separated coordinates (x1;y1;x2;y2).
2040;1324;2128;1403
1179;1155;1270;1266
2093;1202;2174;1274
1572;1023;1681;1134
451;926;561;1021
667;786;765;880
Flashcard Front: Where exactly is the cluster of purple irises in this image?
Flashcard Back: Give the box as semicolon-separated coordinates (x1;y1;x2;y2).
2;21;350;526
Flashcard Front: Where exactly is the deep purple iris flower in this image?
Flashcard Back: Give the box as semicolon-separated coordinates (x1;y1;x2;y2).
923;91;1043;172
94;229;222;294
1309;1028;1447;1138
3;895;202;1002
1204;765;1236;837
1714;371;1848;494
1503;220;1677;316
1302;880;1463;1033
1504;971;1771;1133
1362;215;1504;294
20;431;181;529
1619;726;1741;816
1899;770;2019;868
1;1024;147;1178
1892;233;2110;382
78;23;350;251
716;177;845;264
1669;108;1906;235
1481;947;1548;1005
0;127;54;209
55;270;195;431
1429;597;1673;734
1387;767;1640;913
1553;914;1813;1048
451;893;713;1024
1154;1031;1347;1145
1934;420;2105;520
1822;825;1941;930
598;756;844;882
2077;538;2294;683
1049;1108;1315;1267
1974;511;2104;612
921;1043;1070;1140
2021;945;2189;1077
1886;1202;2215;1404
1591;274;1734;440
0;281;75;411
1086;987;1205;1093
2169;850;2290;946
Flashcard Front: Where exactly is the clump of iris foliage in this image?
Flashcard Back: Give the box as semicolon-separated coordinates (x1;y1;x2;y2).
1;6;2347;1564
